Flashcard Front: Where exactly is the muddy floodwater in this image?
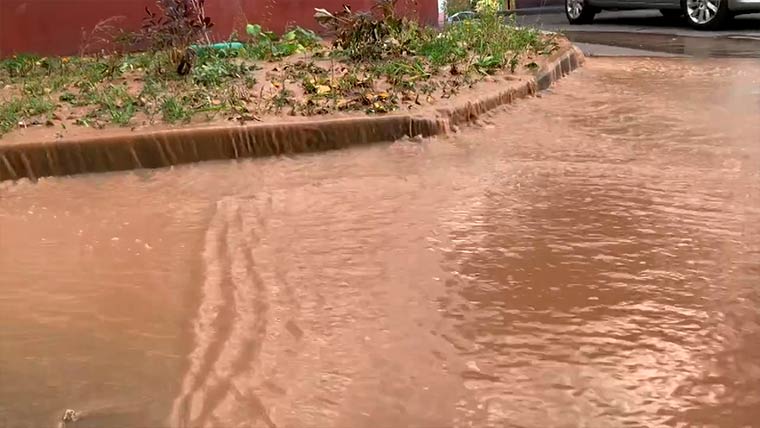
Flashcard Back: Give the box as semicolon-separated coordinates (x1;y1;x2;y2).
2;57;760;428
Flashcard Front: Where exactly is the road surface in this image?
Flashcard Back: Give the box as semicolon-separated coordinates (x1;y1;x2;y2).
517;9;760;57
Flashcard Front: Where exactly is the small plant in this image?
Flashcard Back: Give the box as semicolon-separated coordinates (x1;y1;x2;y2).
245;24;321;60
418;3;547;75
96;85;137;125
59;92;77;103
192;58;231;87
314;0;420;60
0;96;55;135
139;0;215;74
79;16;128;56
0;99;23;135
161;97;191;123
268;86;295;113
191;54;251;86
475;55;502;73
2;54;39;78
108;102;136;125
285;27;322;49
475;0;500;15
142;0;214;49
23;80;47;97
25;97;56;117
81;60;111;83
418;32;466;66
379;59;430;86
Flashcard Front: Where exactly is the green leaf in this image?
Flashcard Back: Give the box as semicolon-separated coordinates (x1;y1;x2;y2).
246;24;262;39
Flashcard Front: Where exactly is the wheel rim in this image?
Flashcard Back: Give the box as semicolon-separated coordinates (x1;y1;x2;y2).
567;0;584;19
686;0;720;24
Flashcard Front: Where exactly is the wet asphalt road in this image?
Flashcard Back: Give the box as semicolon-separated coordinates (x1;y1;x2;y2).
516;9;760;58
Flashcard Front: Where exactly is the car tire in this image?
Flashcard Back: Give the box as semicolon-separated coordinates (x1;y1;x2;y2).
565;0;597;24
681;0;731;30
659;9;683;18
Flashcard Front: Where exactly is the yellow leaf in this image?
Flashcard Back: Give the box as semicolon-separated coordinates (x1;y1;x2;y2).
336;98;351;109
378;92;389;100
316;85;331;95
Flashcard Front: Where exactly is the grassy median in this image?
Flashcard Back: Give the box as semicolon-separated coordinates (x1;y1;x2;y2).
0;0;557;137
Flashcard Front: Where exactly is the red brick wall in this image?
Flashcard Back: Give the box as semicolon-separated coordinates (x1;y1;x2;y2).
0;0;440;57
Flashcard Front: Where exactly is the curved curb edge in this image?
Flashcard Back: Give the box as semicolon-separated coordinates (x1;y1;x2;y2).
0;45;585;182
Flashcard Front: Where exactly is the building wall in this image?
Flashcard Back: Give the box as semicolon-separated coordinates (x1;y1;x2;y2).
0;0;439;57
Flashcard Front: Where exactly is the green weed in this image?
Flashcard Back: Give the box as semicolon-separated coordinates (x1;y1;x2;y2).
25;96;55;116
192;54;251;87
419;11;547;73
0;96;55;135
161;97;191;123
97;85;137;125
59;92;77;103
1;54;39;78
0;99;23;134
379;59;430;86
244;24;321;60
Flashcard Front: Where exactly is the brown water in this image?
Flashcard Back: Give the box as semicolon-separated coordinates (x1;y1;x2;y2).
2;57;760;428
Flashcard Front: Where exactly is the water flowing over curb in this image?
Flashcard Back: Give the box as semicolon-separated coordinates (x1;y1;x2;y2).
0;45;584;182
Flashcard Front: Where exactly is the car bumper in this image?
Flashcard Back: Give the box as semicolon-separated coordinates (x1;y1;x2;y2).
729;0;760;12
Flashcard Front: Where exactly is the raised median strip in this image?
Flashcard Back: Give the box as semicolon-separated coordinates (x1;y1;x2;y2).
0;42;583;181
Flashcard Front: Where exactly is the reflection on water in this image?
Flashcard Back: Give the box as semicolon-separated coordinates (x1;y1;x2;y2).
1;57;760;427
566;31;760;58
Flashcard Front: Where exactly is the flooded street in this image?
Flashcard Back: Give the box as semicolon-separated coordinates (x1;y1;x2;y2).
2;57;760;427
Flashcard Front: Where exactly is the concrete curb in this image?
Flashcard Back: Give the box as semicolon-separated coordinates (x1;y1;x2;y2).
0;44;585;182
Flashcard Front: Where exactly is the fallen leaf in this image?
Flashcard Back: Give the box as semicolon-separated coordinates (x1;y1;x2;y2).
316;85;331;95
364;92;377;103
336;98;352;109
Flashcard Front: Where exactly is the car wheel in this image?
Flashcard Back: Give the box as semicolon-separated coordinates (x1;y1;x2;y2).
659;9;683;18
681;0;731;29
566;0;596;24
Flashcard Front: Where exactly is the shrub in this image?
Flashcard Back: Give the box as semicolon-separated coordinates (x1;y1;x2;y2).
314;0;420;60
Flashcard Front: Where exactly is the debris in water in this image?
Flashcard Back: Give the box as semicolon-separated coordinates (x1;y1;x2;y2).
58;409;80;427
